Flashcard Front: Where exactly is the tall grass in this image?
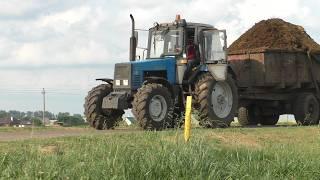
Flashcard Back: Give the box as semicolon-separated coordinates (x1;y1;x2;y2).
0;127;319;179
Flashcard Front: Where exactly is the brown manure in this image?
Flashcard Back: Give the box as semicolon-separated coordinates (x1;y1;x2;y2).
228;18;320;54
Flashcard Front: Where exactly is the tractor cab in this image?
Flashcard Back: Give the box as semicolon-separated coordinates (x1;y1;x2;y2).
129;15;229;86
146;16;227;67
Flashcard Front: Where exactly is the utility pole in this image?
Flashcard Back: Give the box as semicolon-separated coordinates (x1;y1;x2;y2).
42;88;46;126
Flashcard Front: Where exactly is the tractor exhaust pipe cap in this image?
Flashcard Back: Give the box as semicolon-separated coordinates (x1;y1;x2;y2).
176;14;181;21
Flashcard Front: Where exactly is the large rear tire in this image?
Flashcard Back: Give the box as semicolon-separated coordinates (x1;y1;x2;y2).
294;93;320;125
195;73;238;128
132;83;174;130
84;84;124;130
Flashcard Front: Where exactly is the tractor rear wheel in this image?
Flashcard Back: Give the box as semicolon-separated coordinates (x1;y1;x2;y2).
195;73;238;128
132;83;174;130
294;93;320;125
84;84;124;130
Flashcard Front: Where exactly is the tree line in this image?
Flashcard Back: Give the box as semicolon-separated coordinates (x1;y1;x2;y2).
0;110;86;126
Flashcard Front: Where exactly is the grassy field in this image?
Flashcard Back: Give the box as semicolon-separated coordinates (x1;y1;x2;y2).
0;126;320;179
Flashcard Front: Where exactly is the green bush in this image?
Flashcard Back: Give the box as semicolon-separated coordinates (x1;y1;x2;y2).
31;117;43;126
57;113;85;126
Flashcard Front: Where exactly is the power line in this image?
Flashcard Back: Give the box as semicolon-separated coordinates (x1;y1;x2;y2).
0;89;85;94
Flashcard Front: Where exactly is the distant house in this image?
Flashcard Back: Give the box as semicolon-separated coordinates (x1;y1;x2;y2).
0;117;21;127
20;119;33;127
43;117;50;126
49;120;58;126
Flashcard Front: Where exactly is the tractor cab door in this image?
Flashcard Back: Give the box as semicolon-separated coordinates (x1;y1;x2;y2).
200;29;227;63
200;29;228;81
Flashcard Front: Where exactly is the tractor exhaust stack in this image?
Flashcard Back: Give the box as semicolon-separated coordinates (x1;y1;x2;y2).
129;14;137;61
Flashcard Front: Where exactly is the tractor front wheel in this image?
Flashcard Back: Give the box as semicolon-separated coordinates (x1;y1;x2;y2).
132;83;174;130
84;84;124;130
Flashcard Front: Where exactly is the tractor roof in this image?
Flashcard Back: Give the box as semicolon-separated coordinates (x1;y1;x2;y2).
150;21;215;30
186;22;214;29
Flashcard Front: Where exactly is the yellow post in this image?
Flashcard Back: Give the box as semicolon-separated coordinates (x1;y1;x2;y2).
184;96;192;142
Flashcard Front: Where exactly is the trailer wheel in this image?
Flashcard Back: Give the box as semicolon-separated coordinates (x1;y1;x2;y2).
294;93;320;125
237;106;259;126
195;73;238;128
132;83;174;130
260;114;280;125
84;84;124;130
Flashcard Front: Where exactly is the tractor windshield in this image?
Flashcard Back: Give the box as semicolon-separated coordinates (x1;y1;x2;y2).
149;29;183;58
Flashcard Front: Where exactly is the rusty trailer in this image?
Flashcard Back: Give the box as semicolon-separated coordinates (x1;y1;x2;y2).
229;49;320;126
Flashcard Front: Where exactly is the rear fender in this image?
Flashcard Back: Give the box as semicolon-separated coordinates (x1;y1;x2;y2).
96;78;113;85
143;77;174;97
227;66;237;81
187;68;201;84
197;64;228;81
207;63;227;81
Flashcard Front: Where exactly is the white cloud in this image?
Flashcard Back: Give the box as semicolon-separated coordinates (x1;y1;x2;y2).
0;1;37;16
0;4;117;67
1;0;319;68
38;6;91;29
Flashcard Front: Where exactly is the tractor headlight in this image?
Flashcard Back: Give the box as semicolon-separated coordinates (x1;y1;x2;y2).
115;80;121;86
123;80;129;86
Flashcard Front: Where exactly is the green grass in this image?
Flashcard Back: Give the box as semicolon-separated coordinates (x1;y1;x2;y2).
0;126;320;179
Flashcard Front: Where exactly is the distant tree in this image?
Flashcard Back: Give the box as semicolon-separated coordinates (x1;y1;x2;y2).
57;112;70;119
57;113;85;126
20;112;27;119
33;111;43;119
32;111;55;119
9;110;22;119
31;117;43;126
70;115;85;125
0;110;8;118
26;111;33;118
1;110;84;126
73;114;83;118
22;116;31;121
44;111;56;119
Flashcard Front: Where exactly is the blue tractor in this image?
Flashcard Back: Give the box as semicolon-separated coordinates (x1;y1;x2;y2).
84;15;238;130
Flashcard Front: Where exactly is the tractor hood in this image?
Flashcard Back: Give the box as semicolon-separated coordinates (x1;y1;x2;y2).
113;57;176;90
130;57;176;90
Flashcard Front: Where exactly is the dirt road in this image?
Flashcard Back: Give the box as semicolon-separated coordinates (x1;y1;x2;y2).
0;127;140;142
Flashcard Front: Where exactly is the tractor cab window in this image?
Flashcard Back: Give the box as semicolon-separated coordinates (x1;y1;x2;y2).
186;28;196;60
149;29;183;58
202;30;227;62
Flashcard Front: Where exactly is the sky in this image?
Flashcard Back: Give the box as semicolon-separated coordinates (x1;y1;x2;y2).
0;0;320;114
